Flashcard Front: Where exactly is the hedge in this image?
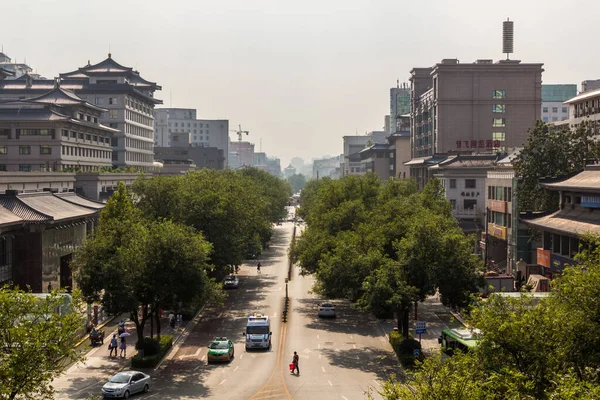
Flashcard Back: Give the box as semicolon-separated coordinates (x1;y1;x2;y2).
131;334;173;368
389;331;423;368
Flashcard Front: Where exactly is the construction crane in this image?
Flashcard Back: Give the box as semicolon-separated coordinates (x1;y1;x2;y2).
230;124;249;142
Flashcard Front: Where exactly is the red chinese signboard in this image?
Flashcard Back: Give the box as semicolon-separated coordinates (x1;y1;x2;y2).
537;248;551;268
456;140;501;149
489;200;507;213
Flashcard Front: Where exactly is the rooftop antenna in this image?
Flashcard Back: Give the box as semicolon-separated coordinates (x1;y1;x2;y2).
396;79;399;88
502;18;514;60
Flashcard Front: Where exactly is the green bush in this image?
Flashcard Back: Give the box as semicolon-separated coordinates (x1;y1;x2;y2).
136;337;160;356
131;335;173;369
389;331;422;368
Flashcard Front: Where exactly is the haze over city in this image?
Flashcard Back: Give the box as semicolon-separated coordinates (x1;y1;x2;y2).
2;0;599;166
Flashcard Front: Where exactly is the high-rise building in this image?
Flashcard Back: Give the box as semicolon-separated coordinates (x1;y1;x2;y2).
229;141;254;169
390;84;410;133
153;108;229;167
0;52;34;80
0;54;162;171
541;84;577;123
409;59;543;159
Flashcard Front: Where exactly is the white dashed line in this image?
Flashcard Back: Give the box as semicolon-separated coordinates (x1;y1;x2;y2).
350;335;353;339
328;380;333;386
201;355;205;361
353;344;356;349
317;335;320;339
318;354;322;359
318;343;321;349
342;396;349;400
321;366;326;373
240;354;243;359
219;379;226;385
234;366;239;372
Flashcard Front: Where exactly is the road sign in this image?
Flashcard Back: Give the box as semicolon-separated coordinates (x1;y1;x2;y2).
415;321;427;334
413;349;421;357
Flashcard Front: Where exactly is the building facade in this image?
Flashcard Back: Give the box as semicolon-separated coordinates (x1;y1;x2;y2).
390;84;410;133
153;108;229;167
342;131;388;176
0;54;162;171
541;84;576;123
409;59;543;159
229;141;254;169
313;155;343;179
0;85;117;172
0;52;34;80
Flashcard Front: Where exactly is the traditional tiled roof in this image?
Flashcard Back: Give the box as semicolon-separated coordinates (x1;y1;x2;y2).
55;192;105;210
17;192;96;221
82;56;132;74
540;170;600;192
0;204;23;227
27;85;85;104
0;108;69;121
0;195;51;222
522;208;600;236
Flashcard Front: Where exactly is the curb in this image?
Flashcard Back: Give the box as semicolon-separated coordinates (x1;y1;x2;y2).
154;303;208;371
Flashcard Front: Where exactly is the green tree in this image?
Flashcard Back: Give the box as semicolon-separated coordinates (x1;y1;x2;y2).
513;120;600;212
287;173;307;194
0;287;85;400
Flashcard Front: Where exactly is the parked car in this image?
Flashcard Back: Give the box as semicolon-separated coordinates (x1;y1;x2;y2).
318;302;336;318
223;275;240;289
102;371;150;398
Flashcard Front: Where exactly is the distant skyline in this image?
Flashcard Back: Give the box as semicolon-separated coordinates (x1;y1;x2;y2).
3;0;599;167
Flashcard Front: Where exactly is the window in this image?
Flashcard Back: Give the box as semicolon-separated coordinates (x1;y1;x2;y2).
543;117;549;122
492;90;506;99
0;165;6;171
493;118;506;127
93;117;98;123
19;145;31;155
552;117;558;122
0;128;9;136
450;199;456;209
0;146;6;154
62;129;69;137
78;113;84;120
449;179;456;189
109;110;118;119
492;132;506;141
465;179;476;189
543;107;548;113
18;164;31;172
18;129;51;136
175;122;178;127
562;107;567;113
493;104;506;113
109;98;115;105
78;133;84;140
85;134;91;141
40;145;52;155
552;107;558;113
463;199;477;210
96;98;104;105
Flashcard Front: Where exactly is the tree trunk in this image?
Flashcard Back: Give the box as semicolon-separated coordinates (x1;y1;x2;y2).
156;307;162;342
400;308;410;340
148;305;153;339
131;309;145;358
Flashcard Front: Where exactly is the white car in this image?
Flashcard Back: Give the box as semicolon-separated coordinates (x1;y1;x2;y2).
318;302;336;318
102;371;150;398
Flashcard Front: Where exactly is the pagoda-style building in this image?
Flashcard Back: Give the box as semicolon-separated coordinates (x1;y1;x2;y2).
0;54;162;171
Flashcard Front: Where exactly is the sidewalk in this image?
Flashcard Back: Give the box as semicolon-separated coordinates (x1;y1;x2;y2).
378;295;465;356
53;313;188;399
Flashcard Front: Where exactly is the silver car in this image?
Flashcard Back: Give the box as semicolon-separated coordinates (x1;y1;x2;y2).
102;371;150;398
318;302;336;318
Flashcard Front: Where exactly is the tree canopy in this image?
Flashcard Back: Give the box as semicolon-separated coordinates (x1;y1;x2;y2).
287;173;307;194
291;174;483;338
0;288;85;400
513;120;600;212
374;234;600;399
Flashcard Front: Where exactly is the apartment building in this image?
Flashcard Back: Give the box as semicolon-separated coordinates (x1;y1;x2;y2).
342;131;388;176
0;84;117;172
0;54;162;171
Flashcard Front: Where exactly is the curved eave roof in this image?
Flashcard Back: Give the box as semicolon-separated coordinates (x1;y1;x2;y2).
0;196;52;222
17;192;96;221
521;209;600;236
540;170;600;192
68;118;120;133
55;192;105;210
0;204;24;227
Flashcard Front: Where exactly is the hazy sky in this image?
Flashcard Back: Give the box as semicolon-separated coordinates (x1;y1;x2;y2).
3;0;598;167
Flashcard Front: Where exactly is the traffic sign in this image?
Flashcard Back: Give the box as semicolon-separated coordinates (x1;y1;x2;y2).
413;349;421;357
415;321;427;334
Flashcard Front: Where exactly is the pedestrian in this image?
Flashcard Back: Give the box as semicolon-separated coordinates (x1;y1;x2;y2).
109;334;118;358
257;262;262;274
119;336;127;357
177;314;183;327
169;313;176;329
117;320;125;335
291;351;299;375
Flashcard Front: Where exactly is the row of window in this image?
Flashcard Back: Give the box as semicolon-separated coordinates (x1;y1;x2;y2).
62;145;111;160
449;199;478;210
487;210;513;228
0;145;53;155
168;128;210;135
61;129;111;145
448;178;477;189
125;152;153;163
488;185;513;202
125;137;153;151
77;113;99;124
125;110;153;128
543;106;567;114
125;123;153;140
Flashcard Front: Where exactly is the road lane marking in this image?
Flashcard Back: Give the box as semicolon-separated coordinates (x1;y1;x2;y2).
317;335;320;339
321;366;326;373
353;344;356;349
201;355;206;361
219;379;226;385
342;396;349;400
350;335;353;339
240;354;243;359
328;380;333;386
318;354;322;359
318;343;321;349
234;366;239;372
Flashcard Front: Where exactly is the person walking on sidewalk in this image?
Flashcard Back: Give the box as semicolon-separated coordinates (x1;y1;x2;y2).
257;262;262;274
291;351;299;375
109;334;118;358
119;336;127;357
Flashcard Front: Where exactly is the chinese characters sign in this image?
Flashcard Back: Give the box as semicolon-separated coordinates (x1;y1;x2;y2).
456;140;501;149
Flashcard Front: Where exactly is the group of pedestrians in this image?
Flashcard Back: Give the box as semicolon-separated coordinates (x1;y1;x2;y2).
169;312;183;329
108;320;128;358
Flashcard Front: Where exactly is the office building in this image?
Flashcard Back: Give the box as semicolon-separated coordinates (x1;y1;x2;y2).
153;108;229;167
410;59;543;159
541;84;576;123
0;52;37;80
229;141;254;169
0;84;117;172
342;131;388;176
0;54;162;171
390;84;410;133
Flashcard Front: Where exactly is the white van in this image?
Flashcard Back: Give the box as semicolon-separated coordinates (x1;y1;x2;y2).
245;313;272;350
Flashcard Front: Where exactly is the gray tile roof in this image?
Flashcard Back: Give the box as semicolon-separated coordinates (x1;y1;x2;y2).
17;192;96;220
55;192;105;210
0;204;23;226
540;170;600;192
522;208;600;236
0;108;69;121
0;195;51;222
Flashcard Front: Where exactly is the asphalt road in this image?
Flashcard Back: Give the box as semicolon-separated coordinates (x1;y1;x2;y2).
54;215;400;399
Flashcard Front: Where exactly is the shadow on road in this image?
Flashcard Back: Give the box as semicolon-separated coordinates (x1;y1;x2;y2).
320;346;399;381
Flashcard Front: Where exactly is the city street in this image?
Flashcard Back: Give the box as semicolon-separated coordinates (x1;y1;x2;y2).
53;219;401;399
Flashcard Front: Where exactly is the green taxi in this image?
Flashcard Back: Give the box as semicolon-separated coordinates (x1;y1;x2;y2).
207;337;234;363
